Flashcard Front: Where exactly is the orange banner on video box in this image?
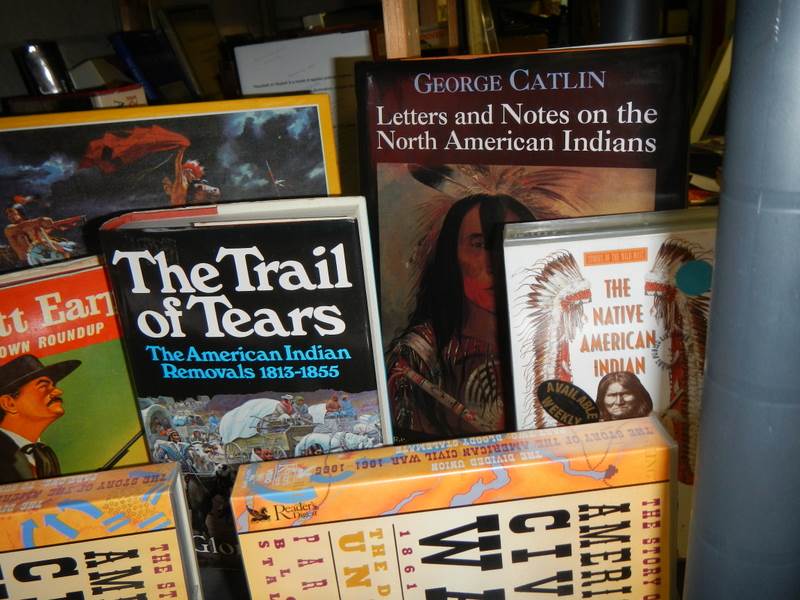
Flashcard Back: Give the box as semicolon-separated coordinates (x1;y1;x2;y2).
584;246;648;266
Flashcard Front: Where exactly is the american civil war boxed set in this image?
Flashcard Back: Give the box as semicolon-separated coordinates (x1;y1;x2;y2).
231;415;676;599
355;38;690;445
0;462;201;599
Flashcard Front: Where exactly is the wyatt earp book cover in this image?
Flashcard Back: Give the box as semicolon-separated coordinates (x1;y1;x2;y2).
0;95;339;274
355;39;689;445
100;196;390;597
0;256;148;485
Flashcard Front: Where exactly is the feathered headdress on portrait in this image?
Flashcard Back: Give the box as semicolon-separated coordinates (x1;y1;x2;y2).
644;238;712;485
405;163;591;286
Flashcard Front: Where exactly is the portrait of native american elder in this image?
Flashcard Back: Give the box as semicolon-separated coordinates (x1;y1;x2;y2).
596;371;654;421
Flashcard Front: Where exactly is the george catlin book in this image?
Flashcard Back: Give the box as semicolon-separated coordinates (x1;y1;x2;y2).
503;206;716;557
0;255;148;485
99;196;391;597
355;38;690;445
0;462;202;599
232;415;676;599
0;95;339;274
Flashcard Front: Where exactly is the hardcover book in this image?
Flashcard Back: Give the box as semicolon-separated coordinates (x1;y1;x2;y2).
503;206;716;555
0;95;339;274
355;39;690;444
99;196;391;596
0;255;148;485
232;415;676;599
0;462;202;599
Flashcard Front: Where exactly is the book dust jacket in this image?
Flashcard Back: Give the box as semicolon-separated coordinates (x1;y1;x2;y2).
232;415;676;599
0;95;339;274
0;462;201;599
100;197;391;596
0;256;148;485
504;207;716;556
356;40;689;444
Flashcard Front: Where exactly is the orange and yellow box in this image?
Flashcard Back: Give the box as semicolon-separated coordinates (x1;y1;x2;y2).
0;462;201;599
232;415;676;599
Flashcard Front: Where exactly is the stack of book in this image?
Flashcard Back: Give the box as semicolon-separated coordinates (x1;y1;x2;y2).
0;36;702;599
0;94;345;597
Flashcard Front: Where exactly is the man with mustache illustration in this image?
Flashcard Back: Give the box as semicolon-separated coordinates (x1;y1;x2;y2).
0;354;81;483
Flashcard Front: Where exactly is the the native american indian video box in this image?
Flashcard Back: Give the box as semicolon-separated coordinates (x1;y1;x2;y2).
0;462;201;599
231;415;676;599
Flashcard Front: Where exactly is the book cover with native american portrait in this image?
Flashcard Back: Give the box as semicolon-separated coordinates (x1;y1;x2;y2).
503;206;716;556
100;196;390;597
0;95;339;274
231;415;676;600
0;256;148;486
356;39;690;445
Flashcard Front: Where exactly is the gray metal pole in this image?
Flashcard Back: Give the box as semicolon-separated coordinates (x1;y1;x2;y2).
597;0;664;43
684;2;800;598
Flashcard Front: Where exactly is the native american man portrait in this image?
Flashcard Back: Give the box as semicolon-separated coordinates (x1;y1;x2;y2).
382;163;653;443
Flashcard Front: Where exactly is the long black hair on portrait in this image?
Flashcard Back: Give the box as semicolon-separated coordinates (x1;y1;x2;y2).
409;193;535;360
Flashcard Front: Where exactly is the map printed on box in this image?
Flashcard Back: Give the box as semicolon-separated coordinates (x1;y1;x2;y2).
231;415;675;599
0;462;201;599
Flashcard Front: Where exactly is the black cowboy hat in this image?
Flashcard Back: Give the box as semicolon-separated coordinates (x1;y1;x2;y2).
0;354;81;395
